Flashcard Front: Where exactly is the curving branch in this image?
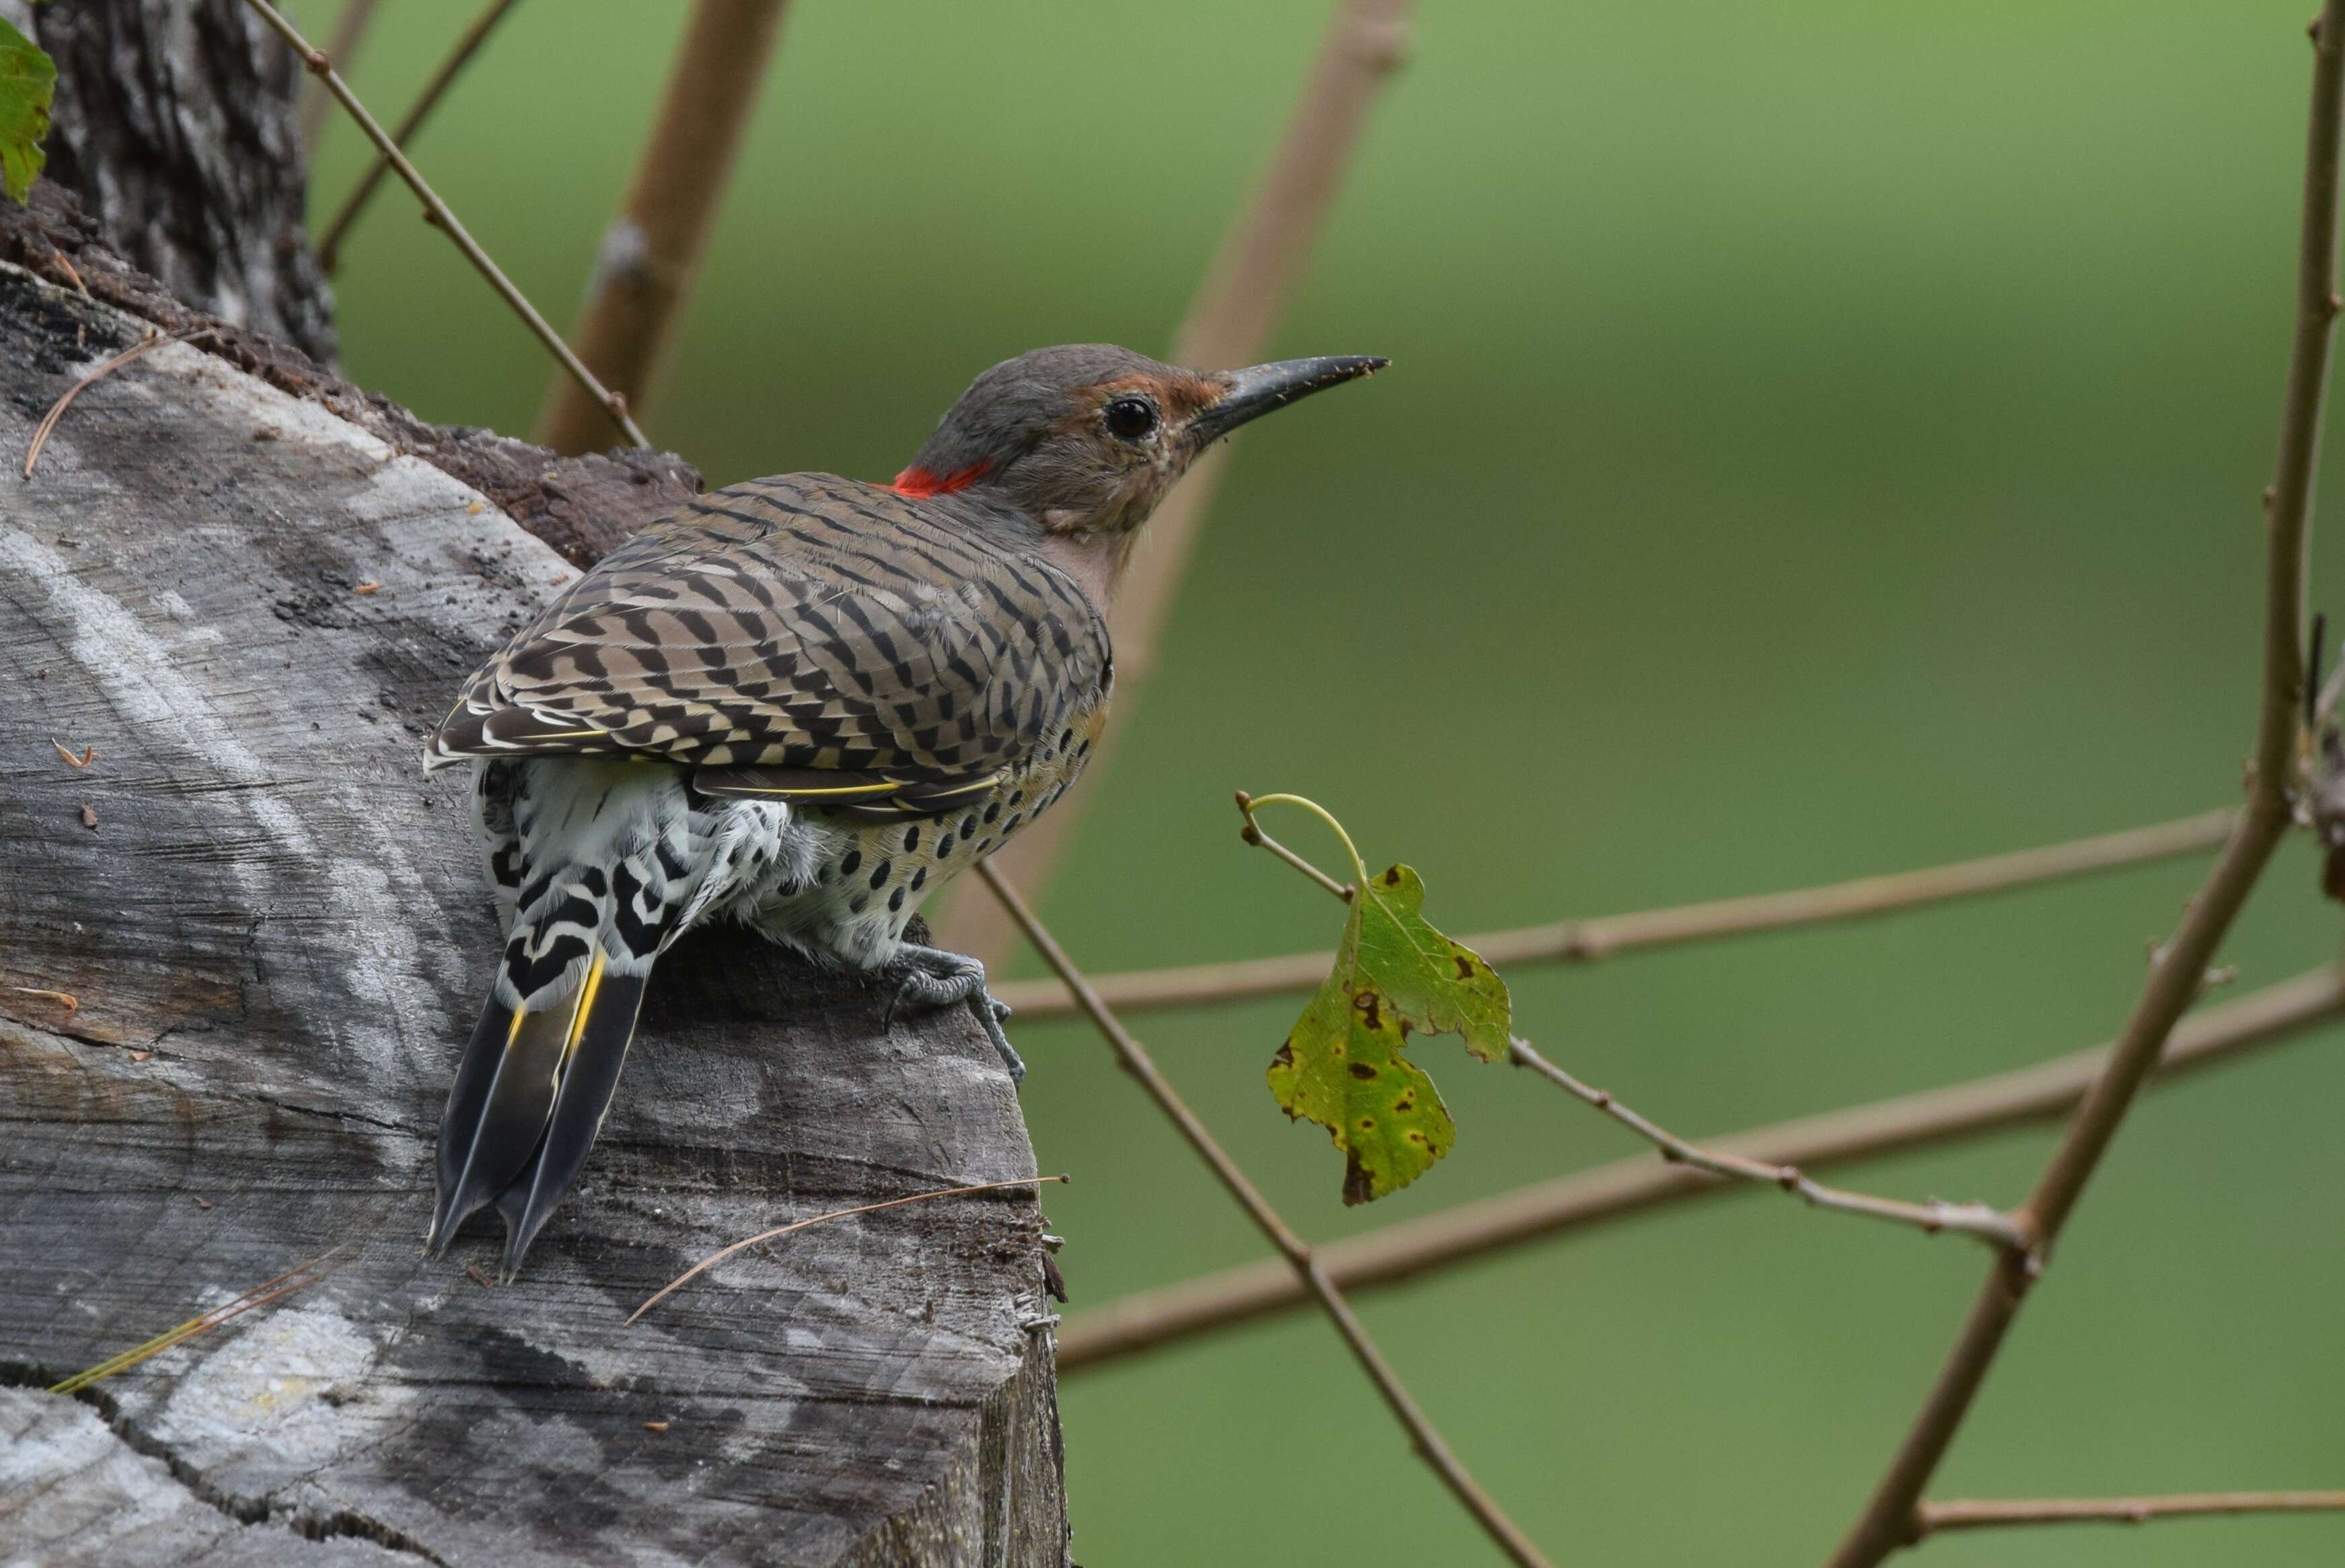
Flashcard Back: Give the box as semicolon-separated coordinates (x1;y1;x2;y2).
237;0;651;449
977;862;1557;1568
1913;1492;2345;1538
315;0;525;276
1823;8;2345;1562
532;0;790;454
934;0;1414;963
1507;1039;2022;1249
1055;965;2345;1370
991;807;2237;1020
1234;792;2028;1250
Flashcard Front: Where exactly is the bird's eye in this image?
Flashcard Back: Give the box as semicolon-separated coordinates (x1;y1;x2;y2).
1104;396;1158;441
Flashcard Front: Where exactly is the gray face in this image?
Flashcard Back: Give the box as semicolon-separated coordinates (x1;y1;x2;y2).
903;344;1387;535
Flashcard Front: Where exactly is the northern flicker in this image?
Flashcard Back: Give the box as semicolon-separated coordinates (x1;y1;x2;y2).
421;343;1385;1273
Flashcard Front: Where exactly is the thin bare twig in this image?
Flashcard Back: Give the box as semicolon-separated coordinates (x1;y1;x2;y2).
296;0;381;152
1825;9;2345;1562
315;0;525;275
533;0;790;454
625;1174;1066;1326
1914;1492;2345;1538
239;0;650;450
22;328;209;478
934;0;1413;965
1234;792;2032;1251
1505;1039;2024;1248
977;861;1555;1568
1236;789;1357;901
48;1246;348;1394
46;248;88;299
991;807;2238;1020
1056;965;2345;1370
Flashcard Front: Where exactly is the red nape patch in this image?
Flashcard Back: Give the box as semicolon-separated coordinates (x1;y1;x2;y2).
890;461;990;498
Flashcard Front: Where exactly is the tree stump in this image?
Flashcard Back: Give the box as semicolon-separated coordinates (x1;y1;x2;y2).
0;262;1069;1567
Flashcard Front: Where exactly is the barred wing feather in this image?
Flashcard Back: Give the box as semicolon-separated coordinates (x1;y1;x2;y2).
427;475;1108;812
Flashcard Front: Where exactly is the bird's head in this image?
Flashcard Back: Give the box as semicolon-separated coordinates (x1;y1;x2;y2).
895;344;1386;540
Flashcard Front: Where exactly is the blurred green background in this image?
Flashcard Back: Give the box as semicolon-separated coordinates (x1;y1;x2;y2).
307;2;2345;1561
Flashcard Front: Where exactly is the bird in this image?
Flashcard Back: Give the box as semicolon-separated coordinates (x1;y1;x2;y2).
418;342;1386;1275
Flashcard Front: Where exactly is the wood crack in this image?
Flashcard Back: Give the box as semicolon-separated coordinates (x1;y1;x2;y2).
0;1371;450;1565
245;1092;420;1137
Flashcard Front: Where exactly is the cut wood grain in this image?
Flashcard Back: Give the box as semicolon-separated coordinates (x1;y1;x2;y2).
0;261;1068;1567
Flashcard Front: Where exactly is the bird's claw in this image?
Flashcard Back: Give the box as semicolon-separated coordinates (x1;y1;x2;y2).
973;998;1026;1083
881;944;1026;1084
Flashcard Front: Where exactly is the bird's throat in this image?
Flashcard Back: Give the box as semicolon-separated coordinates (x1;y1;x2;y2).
1035;527;1136;610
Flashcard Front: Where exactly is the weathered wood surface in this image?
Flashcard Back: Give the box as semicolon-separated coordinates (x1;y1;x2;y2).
0;263;1069;1567
0;180;706;570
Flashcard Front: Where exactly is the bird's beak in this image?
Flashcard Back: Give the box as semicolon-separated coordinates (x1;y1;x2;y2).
1190;355;1389;443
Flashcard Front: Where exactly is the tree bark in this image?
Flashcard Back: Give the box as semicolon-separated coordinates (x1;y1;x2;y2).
0;240;1069;1565
22;0;338;365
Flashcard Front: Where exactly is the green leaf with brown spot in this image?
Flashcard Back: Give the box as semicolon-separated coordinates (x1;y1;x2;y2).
1268;861;1512;1203
0;19;55;205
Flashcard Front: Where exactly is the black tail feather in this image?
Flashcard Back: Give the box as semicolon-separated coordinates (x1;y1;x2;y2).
426;994;520;1255
426;992;570;1256
492;969;648;1277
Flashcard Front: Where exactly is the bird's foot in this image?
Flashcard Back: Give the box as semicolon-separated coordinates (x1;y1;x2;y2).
881;943;1025;1082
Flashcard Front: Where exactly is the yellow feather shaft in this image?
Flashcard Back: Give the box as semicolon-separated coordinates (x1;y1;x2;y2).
563;949;608;1064
916;773;1008;800
769;781;902;797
